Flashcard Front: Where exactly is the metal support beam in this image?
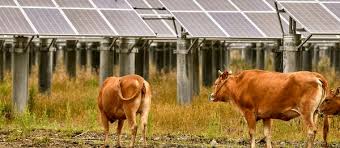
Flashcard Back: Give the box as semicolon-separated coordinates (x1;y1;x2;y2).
65;40;77;79
191;39;200;96
176;34;192;105
119;38;136;76
313;46;320;71
99;38;114;86
273;40;283;72
256;43;265;70
12;36;30;113
301;44;313;71
38;39;55;94
201;41;214;86
0;40;4;82
335;43;340;75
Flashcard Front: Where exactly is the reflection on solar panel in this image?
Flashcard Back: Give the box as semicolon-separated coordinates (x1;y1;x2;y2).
210;12;263;38
196;0;237;11
63;9;115;35
145;19;174;37
24;8;75;35
172;12;226;37
92;0;131;9
161;0;201;11
230;0;272;11
246;12;287;38
17;0;55;7
55;0;93;8
102;10;154;36
0;8;35;34
279;2;340;34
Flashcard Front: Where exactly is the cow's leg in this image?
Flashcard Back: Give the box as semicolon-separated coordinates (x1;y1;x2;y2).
245;111;256;148
141;110;149;147
101;113;110;147
302;113;317;148
263;119;272;148
116;120;124;148
323;115;329;147
125;111;138;148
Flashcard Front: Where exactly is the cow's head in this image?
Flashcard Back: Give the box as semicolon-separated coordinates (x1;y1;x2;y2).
209;70;232;102
320;87;340;115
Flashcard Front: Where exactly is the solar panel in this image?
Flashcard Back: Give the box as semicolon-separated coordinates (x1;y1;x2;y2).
128;0;155;14
246;12;287;38
0;8;35;34
17;0;55;7
0;0;16;6
92;0;131;9
196;0;237;11
101;10;154;36
279;2;340;34
55;0;93;8
145;19;175;37
323;3;340;19
160;0;201;11
210;12;263;38
145;0;170;14
63;9;115;35
24;8;75;35
230;0;273;11
172;12;226;37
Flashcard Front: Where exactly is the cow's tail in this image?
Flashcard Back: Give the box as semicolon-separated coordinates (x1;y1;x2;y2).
97;78;111;111
316;74;328;107
118;78;144;101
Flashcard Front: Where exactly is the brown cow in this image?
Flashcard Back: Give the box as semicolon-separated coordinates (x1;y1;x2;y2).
320;87;340;147
209;70;328;148
97;74;151;147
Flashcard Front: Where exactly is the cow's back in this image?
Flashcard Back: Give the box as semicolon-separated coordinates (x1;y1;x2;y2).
233;70;325;120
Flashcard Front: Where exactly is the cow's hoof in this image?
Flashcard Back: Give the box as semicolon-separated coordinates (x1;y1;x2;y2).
104;144;110;148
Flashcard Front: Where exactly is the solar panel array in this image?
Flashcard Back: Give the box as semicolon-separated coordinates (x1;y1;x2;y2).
277;0;340;35
1;0;340;39
159;0;288;38
0;0;155;37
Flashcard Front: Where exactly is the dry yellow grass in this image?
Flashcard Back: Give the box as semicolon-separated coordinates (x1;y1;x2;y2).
0;57;339;144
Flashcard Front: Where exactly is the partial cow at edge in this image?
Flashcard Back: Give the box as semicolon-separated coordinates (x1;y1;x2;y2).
209;70;328;148
97;74;152;147
320;87;340;147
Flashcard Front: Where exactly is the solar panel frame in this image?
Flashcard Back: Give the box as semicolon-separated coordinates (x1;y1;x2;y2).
279;2;340;34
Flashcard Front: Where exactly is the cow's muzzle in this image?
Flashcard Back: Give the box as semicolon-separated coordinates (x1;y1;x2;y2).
209;93;215;102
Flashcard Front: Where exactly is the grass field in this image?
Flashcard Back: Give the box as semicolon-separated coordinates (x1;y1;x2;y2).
0;57;339;147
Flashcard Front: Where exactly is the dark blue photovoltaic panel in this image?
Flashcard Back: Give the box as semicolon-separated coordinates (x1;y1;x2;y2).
24;8;75;35
17;0;56;7
102;10;155;36
0;8;35;34
63;9;115;35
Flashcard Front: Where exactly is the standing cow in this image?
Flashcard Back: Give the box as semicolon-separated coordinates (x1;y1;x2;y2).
97;75;152;147
320;87;340;147
209;70;328;148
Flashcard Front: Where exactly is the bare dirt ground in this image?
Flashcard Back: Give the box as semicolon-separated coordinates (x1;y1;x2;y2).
0;129;339;147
